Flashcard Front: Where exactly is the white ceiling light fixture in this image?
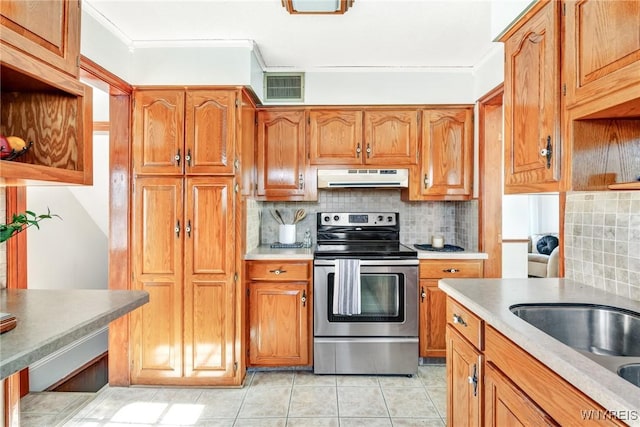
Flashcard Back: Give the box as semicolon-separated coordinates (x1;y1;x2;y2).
282;0;354;14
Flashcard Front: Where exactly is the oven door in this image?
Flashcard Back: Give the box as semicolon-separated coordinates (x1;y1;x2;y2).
313;259;418;337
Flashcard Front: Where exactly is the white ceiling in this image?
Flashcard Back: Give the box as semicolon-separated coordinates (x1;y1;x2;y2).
83;0;499;71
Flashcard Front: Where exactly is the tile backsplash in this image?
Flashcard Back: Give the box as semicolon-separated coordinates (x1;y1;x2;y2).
565;191;640;301
249;189;478;251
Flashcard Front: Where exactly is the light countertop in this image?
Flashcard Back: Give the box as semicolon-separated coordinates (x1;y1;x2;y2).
439;278;640;424
0;289;149;380
245;245;487;261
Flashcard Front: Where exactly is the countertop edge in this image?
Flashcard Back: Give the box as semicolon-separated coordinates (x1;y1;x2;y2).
439;278;640;423
0;290;149;380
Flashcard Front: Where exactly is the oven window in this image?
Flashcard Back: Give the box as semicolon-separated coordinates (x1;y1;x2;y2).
327;273;405;322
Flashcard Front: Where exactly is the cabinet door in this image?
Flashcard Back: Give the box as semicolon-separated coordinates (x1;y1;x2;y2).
485;363;558;426
309;109;363;165
249;282;310;366
364;110;418;165
256;110;308;199
503;1;560;193
447;326;482;427
0;0;80;77
564;0;640;106
183;177;237;381
185;90;237;175
133;90;185;175
419;108;473;200
419;279;447;357
131;177;184;383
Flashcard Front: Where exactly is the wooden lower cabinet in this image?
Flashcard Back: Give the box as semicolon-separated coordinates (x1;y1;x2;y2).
247;260;312;366
419;260;483;357
485;363;557;426
447;325;482;427
130;176;240;385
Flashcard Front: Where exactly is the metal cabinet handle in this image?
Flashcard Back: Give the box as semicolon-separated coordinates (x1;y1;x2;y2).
366;143;371;158
185;148;192;167
175;220;181;238
356;143;362;157
420;286;426;302
301;290;307;307
269;269;287;275
453;313;468;327
468;363;478;397
443;268;460;273
540;135;552;169
185;220;192;238
174;149;181;166
299;173;304;190
424;174;429;189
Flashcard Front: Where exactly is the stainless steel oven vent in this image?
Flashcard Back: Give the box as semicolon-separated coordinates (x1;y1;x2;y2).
264;72;304;102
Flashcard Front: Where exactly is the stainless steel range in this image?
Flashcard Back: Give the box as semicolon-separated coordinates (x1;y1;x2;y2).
313;212;419;375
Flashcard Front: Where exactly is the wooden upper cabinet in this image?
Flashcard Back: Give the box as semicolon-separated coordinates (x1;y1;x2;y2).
133;89;237;175
310;108;418;166
133;90;185;175
502;0;561;193
406;108;473;201
364;109;418;165
256;110;311;200
0;0;80;77
563;0;640;108
186;90;237;175
309;109;363;165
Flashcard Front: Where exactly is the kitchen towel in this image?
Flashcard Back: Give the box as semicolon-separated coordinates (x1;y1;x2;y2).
333;258;361;315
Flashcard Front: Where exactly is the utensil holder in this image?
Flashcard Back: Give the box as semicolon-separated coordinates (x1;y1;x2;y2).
279;224;296;244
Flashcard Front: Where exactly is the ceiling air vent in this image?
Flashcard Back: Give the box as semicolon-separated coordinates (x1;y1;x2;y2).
264;73;304;102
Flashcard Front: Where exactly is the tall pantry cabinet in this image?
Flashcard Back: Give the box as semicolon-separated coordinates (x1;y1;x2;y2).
130;88;252;385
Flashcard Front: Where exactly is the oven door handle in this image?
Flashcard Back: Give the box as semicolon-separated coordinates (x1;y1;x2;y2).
314;259;419;267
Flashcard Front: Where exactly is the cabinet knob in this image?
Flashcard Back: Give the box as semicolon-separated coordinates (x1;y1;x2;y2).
443;268;460;273
540;136;552;169
468;363;478;397
174;149;181;166
185;220;192;238
175;220;181;238
356;143;362;157
185;148;192;167
269;269;286;275
366;143;371;158
453;313;468;327
301;290;307;307
299;173;304;190
420;286;426;302
424;174;429;189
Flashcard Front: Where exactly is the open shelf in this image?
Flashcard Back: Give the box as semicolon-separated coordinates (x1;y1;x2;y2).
0;45;92;185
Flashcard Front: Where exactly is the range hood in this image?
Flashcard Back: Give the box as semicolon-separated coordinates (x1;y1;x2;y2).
317;168;409;189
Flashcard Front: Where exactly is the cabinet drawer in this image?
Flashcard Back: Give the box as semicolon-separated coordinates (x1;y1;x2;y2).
247;261;310;281
420;260;483;279
446;297;483;350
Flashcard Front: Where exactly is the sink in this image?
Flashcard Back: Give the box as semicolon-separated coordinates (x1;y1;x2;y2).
510;303;640;388
509;303;640;357
618;364;640;387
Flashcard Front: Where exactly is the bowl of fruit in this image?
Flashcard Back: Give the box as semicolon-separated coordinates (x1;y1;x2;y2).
0;135;32;161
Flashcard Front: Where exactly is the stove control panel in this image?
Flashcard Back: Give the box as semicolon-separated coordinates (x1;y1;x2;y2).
319;212;398;226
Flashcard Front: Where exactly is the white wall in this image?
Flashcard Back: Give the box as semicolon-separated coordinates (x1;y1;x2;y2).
528;194;560;235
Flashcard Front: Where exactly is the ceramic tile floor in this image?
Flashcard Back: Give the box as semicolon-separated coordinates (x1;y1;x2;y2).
21;365;447;427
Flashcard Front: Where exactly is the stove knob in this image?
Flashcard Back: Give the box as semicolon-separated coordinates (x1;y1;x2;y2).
387;216;393;222
377;215;383;222
323;216;330;223
333;215;340;221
